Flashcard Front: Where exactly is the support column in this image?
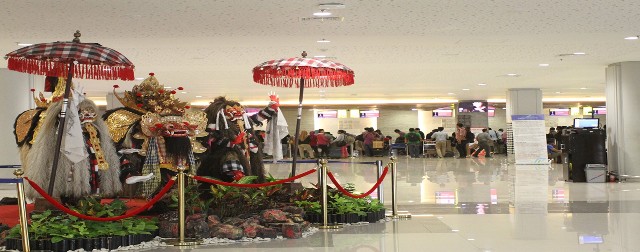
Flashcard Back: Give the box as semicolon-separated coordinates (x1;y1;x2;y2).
506;88;543;123
606;62;640;177
505;89;544;163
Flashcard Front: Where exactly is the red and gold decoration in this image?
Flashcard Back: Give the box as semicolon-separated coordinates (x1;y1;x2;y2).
252;51;355;175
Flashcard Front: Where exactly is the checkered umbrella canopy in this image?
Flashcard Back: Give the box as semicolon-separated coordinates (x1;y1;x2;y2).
5;41;135;80
252;52;354;177
252;56;354;88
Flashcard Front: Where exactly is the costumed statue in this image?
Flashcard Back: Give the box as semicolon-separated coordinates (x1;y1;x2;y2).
197;94;282;185
104;73;207;197
13;76;61;168
20;77;122;200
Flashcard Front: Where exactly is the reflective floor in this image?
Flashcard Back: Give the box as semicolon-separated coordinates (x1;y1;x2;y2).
4;154;640;251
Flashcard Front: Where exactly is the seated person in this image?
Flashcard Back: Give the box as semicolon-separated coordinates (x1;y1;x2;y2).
547;140;562;159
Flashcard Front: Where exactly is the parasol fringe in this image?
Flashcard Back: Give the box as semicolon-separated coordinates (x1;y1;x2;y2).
6;57;135;81
252;66;354;88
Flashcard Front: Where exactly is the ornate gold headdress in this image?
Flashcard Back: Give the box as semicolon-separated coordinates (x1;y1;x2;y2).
113;73;188;116
31;77;68;108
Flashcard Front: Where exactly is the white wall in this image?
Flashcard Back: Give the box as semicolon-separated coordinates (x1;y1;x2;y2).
0;69;40;177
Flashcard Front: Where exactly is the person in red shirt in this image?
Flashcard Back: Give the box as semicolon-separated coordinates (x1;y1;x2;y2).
316;129;330;158
309;131;319;158
455;123;468;158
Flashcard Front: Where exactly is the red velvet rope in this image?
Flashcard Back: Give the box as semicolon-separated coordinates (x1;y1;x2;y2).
192;168;317;188
328;166;389;199
23;177;175;221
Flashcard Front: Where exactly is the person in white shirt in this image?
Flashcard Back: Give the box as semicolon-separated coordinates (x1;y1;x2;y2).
487;128;498;154
431;127;449;158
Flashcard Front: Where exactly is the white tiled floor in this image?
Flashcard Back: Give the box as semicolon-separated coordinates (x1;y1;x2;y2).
4;154;640;251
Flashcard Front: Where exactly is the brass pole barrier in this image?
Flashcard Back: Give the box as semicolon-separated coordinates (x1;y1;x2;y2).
318;158;341;229
167;165;198;246
376;160;384;204
387;157;411;219
14;169;30;252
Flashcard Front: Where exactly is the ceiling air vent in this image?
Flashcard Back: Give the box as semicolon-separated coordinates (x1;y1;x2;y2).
300;16;344;22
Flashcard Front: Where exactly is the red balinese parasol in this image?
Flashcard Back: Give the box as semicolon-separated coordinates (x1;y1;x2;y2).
252;51;354;176
4;30;135;194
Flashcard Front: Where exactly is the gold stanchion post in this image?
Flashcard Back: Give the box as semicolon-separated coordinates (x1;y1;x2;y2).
166;165;199;246
386;156;411;219
318;158;341;229
14;169;30;252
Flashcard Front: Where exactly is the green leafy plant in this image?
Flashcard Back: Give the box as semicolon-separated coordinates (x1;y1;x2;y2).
70;197;127;217
295;200;321;214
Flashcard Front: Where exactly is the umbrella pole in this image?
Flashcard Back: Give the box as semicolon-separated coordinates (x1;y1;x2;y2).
291;77;305;177
47;62;75;195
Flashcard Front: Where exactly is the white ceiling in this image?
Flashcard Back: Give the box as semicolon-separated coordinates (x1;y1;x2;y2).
2;0;640;106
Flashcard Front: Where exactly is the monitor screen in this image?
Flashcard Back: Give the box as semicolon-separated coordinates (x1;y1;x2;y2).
359;110;380;118
458;101;488;113
317;110;337;118
549;108;570;116
574;118;599;128
432;109;453;117
593;107;606;115
579;235;603;244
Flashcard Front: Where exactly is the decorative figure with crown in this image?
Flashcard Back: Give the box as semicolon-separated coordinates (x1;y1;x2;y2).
104;73;207;197
16;76;122;201
197;94;281;186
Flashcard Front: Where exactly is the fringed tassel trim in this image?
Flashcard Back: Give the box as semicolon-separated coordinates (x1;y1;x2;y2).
252;66;355;88
7;57;135;81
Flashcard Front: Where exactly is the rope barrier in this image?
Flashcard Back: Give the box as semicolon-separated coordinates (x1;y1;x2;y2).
264;160;378;165
24;177;176;221
0;165;21;169
192;168;317;188
0;178;23;183
327;166;389;199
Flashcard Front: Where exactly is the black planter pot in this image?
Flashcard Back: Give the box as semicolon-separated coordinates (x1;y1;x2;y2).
52;239;69;252
367;212;377;223
98;236;108;249
336;214;345;223
107;235;122;250
32;238;52;250
82;237;98;250
68;238;81;250
347;213;358;223
5;237;16;250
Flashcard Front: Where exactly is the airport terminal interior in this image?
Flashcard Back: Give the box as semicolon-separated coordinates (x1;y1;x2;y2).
2;1;640;252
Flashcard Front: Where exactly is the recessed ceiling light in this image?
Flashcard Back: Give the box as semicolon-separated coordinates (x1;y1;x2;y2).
195;95;203;98
135;77;144;80
573;52;586;55
555;92;561;94
539;63;550;67
316;39;331;43
462;88;470;91
164;86;172;89
17;43;33;47
314;55;327;58
313;10;332;16
580;87;587;90
477;83;487;86
467;238;475;241
506;73;519;76
411;108;418;111
447;93;455;95
451;229;460;232
624;36;639;40
181;91;188;94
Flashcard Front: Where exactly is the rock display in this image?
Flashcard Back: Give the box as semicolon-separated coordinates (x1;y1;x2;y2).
201;207;307;240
